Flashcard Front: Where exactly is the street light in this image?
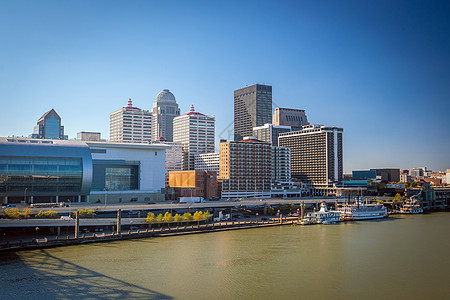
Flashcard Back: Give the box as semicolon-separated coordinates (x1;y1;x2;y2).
104;188;108;208
24;188;28;204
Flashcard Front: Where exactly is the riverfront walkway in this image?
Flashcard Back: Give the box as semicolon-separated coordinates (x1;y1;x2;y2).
0;218;298;252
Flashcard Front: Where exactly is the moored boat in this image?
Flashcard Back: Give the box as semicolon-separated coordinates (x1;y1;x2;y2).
304;202;341;224
399;199;423;214
333;199;388;221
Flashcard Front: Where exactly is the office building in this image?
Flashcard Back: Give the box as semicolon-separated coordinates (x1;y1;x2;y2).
151;89;180;142
153;137;183;176
253;123;291;146
273;107;309;130
168;170;218;200
352;170;377;180
173;105;215;170
220;137;272;198
0;137;169;204
31;109;68;140
234;84;272;141
370;168;400;182
77;132;102;141
194;152;220;175
410;167;428;178
109;98;152;143
278;124;343;187
400;170;411;183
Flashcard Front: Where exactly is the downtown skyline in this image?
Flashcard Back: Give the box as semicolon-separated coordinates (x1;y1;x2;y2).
1;0;449;173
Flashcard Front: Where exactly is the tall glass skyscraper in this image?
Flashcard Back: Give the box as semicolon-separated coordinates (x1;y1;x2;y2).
234;84;272;141
32;109;68;140
151;89;180;142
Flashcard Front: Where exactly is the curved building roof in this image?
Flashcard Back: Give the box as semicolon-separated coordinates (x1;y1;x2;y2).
156;89;176;103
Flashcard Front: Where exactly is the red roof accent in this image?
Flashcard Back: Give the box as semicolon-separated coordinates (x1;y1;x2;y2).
180;104;206;116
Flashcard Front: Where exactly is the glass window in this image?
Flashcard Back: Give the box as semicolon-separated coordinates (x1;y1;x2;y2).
44;113;61;139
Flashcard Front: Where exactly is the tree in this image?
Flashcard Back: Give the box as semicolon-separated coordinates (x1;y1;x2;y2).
72;208;95;218
193;211;203;221
4;208;31;219
288;203;296;212
4;208;21;219
174;214;182;222
410;181;418;188
163;212;173;222
182;212;193;221
267;206;275;215
36;210;58;219
279;204;286;213
393;193;402;202
146;212;156;223
203;211;211;221
156;213;163;223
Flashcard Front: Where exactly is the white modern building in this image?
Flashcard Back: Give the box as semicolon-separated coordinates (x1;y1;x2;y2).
194;152;220;175
0;138;169;204
110;98;152;143
253;123;291;146
173;105;215;170
151;89;180;142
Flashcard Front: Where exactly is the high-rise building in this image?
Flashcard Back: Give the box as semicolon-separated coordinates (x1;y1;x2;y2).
370;169;400;182
173;105;215;170
153;137;183;176
31;109;68;140
168;170;218;200
151;89;180;142
194;152;220;175
253;123;291;146
279;124;343;187
273;107;309;130
109;98;152;143
234;84;272;141
271;146;291;184
220;137;272;198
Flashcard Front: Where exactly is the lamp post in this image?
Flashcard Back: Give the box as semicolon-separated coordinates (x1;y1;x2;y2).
24;188;28;204
104;188;107;208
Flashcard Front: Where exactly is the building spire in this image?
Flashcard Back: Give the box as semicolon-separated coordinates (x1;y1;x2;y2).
127;98;133;108
190;104;195;112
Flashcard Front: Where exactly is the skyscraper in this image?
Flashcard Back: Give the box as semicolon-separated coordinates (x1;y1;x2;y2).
272;107;309;130
173;105;215;170
109;98;152;143
151;89;180;142
278;124;343;187
252;123;291;146
234;84;272;141
31;109;68;140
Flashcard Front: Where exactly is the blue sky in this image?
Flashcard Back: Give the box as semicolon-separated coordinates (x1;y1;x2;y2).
1;0;449;172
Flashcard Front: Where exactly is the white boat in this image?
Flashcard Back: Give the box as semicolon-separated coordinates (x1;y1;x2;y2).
304;202;341;224
399;199;423;214
333;199;388;221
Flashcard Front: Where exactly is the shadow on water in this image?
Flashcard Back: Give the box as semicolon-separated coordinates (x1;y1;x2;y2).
0;250;172;300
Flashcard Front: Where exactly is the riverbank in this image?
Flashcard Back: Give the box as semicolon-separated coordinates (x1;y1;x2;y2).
0;218;296;253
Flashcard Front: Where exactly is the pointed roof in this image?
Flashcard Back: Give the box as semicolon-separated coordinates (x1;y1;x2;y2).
37;109;61;123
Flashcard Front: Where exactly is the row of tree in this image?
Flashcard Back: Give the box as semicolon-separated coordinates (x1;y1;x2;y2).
4;208;59;219
145;211;210;224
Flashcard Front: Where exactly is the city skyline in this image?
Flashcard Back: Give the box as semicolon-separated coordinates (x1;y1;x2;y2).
1;1;449;172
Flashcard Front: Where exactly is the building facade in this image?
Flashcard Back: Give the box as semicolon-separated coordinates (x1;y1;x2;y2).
31;109;68;140
272;107;309;130
77;132;102;141
168;170;218;200
173;105;215;170
370;168;400;182
234;84;272;141
352;170;377;180
153;137;183;176
271;146;291;184
278;124;343;187
109;98;152;143
151;89;180;142
194;152;220;175
253;123;291;146
0;138;168;204
220;137;272;198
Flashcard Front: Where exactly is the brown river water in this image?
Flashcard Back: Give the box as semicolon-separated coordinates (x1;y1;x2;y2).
0;213;449;299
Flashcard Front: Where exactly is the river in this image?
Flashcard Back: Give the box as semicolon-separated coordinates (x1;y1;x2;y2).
1;213;449;299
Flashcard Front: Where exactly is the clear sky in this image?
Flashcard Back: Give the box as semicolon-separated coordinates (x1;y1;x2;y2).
1;0;449;173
